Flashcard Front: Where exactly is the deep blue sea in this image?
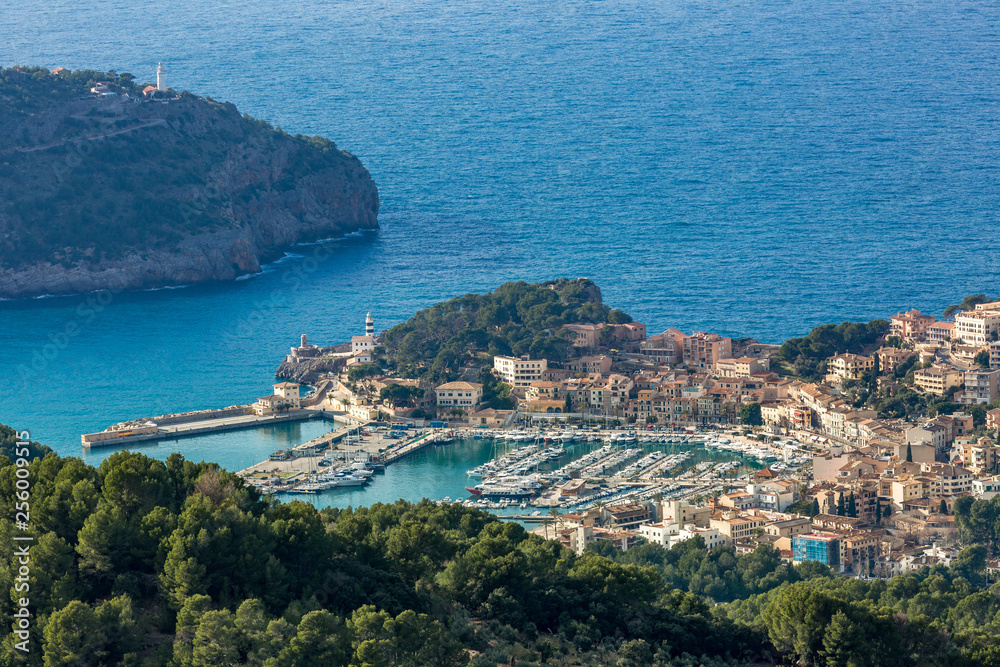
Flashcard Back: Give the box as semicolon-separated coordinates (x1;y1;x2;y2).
3;0;1000;462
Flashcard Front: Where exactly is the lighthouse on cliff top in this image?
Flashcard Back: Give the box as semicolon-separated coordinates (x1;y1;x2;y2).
156;62;166;91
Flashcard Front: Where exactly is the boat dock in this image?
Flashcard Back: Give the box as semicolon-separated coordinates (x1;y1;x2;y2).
81;408;337;448
237;427;454;489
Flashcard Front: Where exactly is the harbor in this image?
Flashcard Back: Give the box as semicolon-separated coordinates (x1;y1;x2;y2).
228;423;814;517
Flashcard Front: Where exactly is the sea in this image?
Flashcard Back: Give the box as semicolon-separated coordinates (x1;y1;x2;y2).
2;0;999;495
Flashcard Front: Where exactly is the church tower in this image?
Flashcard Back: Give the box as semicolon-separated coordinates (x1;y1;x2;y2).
156;62;166;92
365;312;374;337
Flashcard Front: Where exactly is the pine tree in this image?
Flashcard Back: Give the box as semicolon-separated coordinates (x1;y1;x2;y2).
821;610;867;667
847;492;857;518
906;443;913;462
836;492;846;517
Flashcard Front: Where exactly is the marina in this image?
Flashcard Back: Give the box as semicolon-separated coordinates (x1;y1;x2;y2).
227;423;814;516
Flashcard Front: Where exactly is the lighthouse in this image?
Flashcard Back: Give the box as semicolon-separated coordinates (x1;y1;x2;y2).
156;62;166;92
365;312;374;337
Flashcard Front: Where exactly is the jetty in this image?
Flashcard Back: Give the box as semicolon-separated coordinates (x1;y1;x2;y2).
237;426;455;493
81;407;336;448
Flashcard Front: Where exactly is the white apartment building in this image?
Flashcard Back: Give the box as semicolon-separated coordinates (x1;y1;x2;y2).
669;526;729;550
638;522;680;546
493;355;548;387
973;476;1000;499
955;303;1000;346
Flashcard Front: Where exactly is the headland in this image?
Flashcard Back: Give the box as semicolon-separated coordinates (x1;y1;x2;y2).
0;65;379;299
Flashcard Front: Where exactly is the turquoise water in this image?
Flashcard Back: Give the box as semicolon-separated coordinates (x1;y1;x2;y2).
79;418;338;471
3;0;1000;458
289;436;758;510
84;426;756;510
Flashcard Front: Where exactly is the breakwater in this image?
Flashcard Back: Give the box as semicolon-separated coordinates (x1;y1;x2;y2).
81;408;333;448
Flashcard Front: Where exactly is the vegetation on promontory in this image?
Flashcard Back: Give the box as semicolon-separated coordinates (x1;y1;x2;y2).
375;279;632;383
6;428;1000;665
0;66;379;298
774;319;890;380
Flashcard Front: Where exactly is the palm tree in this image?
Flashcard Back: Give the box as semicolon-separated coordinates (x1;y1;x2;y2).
549;507;562;536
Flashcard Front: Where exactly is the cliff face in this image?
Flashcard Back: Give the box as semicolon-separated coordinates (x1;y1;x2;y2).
0;68;379;298
275;355;348;385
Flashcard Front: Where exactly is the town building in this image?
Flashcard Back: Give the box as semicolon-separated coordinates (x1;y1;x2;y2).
764;517;813;539
792;533;841;569
959;368;1000;405
973;476;1000;499
494;355;548;387
926;321;955;343
913;365;963;395
955;302;1000;346
988;408;1000;431
891;309;936;340
566;355;613;376
991;341;1000;369
602;502;653;529
711;513;766;541
659;499;712;527
683;332;733;370
435;381;483;409
254;382;301;415
638;522;679;546
562;323;603;348
611;322;647;342
874;346;916;373
826;353;874;381
350;313;379;363
639;328;685;364
715;356;769;378
669;526;728;549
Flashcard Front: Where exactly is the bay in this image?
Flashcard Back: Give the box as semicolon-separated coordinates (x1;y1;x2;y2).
2;0;999;463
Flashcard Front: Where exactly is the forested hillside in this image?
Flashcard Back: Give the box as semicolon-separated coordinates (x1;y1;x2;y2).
3;428;1000;666
0;66;379;298
377;279;632;381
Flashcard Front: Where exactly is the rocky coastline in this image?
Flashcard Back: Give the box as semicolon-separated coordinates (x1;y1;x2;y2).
0;68;379;299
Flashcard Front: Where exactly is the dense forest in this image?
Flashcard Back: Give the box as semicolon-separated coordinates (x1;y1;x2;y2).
376;279;632;382
4;423;1000;666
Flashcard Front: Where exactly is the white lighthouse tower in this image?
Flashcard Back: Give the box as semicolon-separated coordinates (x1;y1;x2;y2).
156;62;166;92
365;312;375;337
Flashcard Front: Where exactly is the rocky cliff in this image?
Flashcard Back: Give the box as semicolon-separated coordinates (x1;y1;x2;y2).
0;67;379;298
275;354;349;385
